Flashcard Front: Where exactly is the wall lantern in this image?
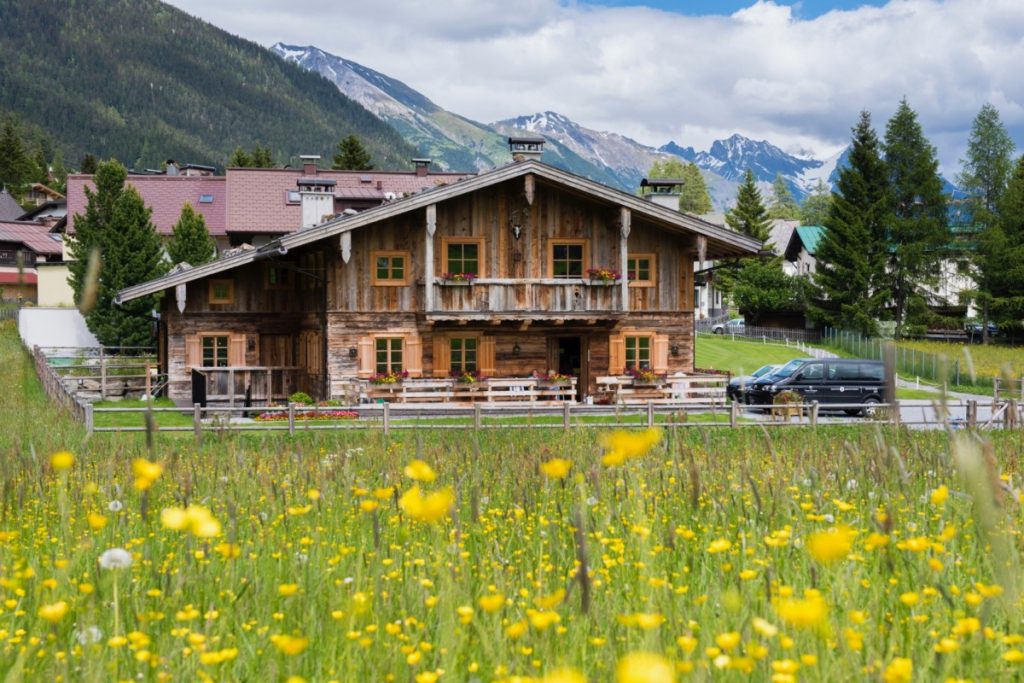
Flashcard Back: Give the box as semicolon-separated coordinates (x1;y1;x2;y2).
670;344;680;357
348;347;358;359
512;343;521;356
511;224;522;241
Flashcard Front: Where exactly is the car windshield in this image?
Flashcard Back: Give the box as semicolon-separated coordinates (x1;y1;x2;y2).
772;359;807;379
752;364;777;378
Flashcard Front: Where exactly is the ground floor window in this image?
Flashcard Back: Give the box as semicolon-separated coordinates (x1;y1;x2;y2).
449;337;477;372
202;335;229;367
375;337;404;374
624;336;651;370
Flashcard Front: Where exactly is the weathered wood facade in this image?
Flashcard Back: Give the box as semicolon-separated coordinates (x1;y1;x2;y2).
120;160;760;404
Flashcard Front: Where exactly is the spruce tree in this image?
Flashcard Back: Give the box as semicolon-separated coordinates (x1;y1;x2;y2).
0;116;32;198
810;112;891;335
79;154;98;174
227;147;252;168
882;98;948;336
68;160;128;305
726;169;771;242
679;163;712;214
767;173;799;219
983;155;1024;328
799;179;832;226
87;186;167;347
167;203;216;266
250;144;274;168
332;135;374;171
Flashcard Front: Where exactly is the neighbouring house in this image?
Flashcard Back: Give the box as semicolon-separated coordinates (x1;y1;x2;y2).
116;147;760;405
0;189;23;221
24;183;65;207
0;221;64;302
783;225;824;276
18;199;67;229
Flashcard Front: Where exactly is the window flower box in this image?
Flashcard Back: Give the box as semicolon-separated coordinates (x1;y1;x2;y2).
439;272;477;285
586;267;621;284
627;367;665;386
369;370;409;385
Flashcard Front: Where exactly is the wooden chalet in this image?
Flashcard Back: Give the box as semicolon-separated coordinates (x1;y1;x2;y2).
116;151;761;406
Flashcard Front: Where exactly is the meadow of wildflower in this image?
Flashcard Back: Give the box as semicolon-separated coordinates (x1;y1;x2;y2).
6;320;1024;682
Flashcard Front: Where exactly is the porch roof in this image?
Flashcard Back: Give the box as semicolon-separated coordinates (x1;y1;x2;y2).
116;159;762;303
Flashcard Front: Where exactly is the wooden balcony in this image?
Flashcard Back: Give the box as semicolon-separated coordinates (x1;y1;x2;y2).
427;278;624;316
192;366;307;406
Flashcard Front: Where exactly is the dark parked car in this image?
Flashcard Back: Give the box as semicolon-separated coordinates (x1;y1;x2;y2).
750;358;886;415
965;322;998;342
746;358;813;405
726;364;779;403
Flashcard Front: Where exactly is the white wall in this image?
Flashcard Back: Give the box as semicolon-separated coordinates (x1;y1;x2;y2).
36;263;75;307
18;307;99;349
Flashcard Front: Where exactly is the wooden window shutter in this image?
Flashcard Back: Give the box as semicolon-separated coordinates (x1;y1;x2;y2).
653;334;670;374
405;336;423;378
608;335;625;375
357;338;375;378
432;336;450;377
228;335;246;367
479;336;496;376
184;335;201;369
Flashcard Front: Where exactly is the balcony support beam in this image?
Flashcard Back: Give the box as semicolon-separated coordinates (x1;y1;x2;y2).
619;207;631;313
424;204;437;312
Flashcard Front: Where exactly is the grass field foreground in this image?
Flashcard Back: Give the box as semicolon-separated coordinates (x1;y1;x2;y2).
6;321;1024;681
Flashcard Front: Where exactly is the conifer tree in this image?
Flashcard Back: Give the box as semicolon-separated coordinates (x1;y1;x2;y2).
981;155;1024;329
167;203;216;266
767;173;800;219
332;135;373;171
79;154;98;175
726;169;771;242
68;160;128;305
250;144;274;168
679;163;712;214
810;112;891;335
882;98;948;336
227;147;252;168
0;116;32;198
799;179;832;226
87;186;167;347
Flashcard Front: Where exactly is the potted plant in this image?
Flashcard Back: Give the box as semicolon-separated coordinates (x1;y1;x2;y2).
369;370;409;385
586;267;621;284
534;370;572;387
440;272;477;285
451;369;484;384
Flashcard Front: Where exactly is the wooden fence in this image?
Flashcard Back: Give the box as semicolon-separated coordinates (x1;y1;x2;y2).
37;345;159;400
32;345;88;422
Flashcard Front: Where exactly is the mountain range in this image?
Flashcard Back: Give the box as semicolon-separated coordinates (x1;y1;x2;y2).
272;42;846;210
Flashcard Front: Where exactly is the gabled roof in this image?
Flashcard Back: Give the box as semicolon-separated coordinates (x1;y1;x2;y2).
0;189;24;222
29;183;65;200
784;225;825;260
117;159;762;303
66;175;227;236
0;221;64;256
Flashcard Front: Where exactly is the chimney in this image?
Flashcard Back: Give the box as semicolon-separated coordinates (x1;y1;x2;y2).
412;158;431;177
299;154;320;177
297;176;336;229
165;160;179;176
640;178;684;211
508;136;545;162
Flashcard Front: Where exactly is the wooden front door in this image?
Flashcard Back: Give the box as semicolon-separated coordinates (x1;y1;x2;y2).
547;336;589;401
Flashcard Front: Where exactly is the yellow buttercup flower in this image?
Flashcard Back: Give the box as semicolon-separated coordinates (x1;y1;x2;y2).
399;486;453;523
50;451;74;471
615;651;676;683
87;512;108;530
132;458;163;491
270;634;309;655
360;500;379;513
930;485;949;506
161;505;221;538
882;657;912;683
278;583;299;597
600;428;661;466
776;592;828;630
539;458;572;479
38;600;69;624
542;667;588;683
404;459;437;482
478;593;505;613
806;526;855;564
707;539;732;554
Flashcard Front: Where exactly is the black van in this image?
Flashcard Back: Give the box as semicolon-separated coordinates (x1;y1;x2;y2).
756;358;885;413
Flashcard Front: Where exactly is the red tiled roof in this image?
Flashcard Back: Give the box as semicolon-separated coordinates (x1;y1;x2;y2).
225;168;474;234
66;175;227;236
0;221;64;255
0;269;38;285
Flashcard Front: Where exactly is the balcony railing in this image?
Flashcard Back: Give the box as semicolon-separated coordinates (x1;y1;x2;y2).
429;278;624;314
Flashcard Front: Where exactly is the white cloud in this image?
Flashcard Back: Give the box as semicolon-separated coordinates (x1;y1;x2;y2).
164;0;1024;171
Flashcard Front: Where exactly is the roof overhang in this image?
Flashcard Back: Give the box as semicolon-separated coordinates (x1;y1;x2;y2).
117;160;762;303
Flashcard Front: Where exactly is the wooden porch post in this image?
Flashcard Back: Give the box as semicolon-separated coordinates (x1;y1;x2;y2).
425;204;437;312
619;207;630;312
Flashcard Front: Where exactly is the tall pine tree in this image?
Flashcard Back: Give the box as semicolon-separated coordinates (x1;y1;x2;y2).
0;116;32;199
68;160;128;305
87;186;167;347
982;155;1024;330
799;179;832;226
167;203;216;266
767;173;800;219
679;162;712;214
882;98;948;336
810;112;891;335
726;169;771;242
332;135;373;171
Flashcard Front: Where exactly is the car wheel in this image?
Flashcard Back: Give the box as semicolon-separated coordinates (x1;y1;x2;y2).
861;396;881;417
713;328;723;334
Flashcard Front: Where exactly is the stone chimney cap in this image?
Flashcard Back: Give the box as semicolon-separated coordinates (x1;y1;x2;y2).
299;154;321;161
412;158;432;165
640;178;685;187
508;135;546;145
297;177;336;187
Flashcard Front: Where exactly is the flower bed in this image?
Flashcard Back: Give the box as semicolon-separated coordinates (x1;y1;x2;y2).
254;409;360;422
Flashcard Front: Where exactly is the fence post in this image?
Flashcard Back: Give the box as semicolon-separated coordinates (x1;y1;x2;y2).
84;402;94;436
646;400;654;427
193;403;202;445
382;402;391;435
810;401;819;428
955;360;960;387
100;348;107;400
891;400;901;427
563;402;571;431
729;400;738;427
474;404;482;430
288;402;296;435
967;399;977;428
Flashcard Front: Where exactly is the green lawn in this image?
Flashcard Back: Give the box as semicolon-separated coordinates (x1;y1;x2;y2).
695;333;811;376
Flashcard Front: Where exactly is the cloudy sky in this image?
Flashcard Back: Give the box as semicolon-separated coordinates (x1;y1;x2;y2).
165;0;1024;172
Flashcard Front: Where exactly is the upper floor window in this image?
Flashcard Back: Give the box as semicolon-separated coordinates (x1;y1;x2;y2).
550;240;587;279
265;264;292;290
208;279;234;304
372;251;410;286
444;239;483;277
285;190;301;204
627;254;656;287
